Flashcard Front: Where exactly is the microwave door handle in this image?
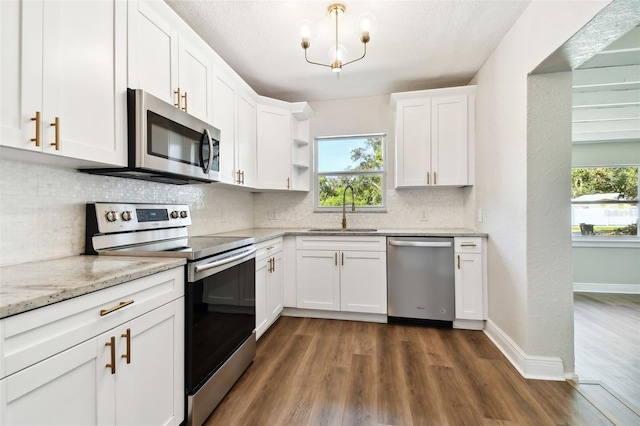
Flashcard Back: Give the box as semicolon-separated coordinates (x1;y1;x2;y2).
201;128;213;174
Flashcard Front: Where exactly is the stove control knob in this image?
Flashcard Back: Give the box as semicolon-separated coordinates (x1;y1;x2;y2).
180;210;188;218
121;211;132;221
170;211;180;219
105;211;118;222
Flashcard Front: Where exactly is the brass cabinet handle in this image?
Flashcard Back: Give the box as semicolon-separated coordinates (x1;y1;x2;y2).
457;255;461;270
287;177;290;189
236;170;241;184
105;336;116;374
182;92;188;112
434;171;437;185
100;300;134;316
460;243;477;247
121;328;131;364
341;252;344;266
174;88;181;108
241;170;245;185
31;111;41;147
426;172;430;185
50;117;60;150
271;257;275;273
334;252;337;266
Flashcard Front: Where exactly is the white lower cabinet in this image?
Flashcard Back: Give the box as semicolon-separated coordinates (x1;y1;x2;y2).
0;338;100;425
0;267;185;425
296;237;387;314
255;238;284;339
454;237;486;323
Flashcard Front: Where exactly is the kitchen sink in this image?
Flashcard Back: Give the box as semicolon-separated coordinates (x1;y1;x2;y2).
308;228;378;232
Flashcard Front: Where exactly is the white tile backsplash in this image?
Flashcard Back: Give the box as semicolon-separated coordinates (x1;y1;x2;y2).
1;157;468;266
253;187;465;229
0;158;254;266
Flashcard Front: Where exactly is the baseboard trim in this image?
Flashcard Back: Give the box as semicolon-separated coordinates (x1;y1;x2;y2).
483;320;565;381
453;319;485;330
573;282;640;294
282;307;388;323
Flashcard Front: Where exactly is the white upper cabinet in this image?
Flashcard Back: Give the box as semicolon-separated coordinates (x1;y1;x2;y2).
0;0;127;166
212;70;237;185
391;86;475;188
212;69;258;188
256;101;292;190
236;91;258;187
128;0;213;123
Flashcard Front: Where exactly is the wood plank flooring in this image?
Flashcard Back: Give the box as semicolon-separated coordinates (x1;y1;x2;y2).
204;317;611;425
573;292;640;411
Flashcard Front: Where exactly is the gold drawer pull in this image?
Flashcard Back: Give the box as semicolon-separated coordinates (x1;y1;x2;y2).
121;328;131;364
434;171;437;185
174;87;181;108
457;255;461;269
31;111;41;146
182;91;188;112
100;300;134;316
460;243;477;248
105;336;116;374
50;117;60;150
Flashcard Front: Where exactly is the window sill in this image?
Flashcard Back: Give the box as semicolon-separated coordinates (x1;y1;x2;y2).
572;237;640;248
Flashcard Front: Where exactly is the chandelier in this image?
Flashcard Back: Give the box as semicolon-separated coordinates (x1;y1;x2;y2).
299;3;375;73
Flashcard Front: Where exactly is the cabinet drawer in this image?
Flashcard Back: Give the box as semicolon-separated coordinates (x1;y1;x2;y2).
0;267;184;379
296;236;386;252
256;237;283;261
454;237;483;253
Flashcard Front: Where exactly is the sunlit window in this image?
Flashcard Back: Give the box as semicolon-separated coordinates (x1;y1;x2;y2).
314;134;386;211
571;166;639;237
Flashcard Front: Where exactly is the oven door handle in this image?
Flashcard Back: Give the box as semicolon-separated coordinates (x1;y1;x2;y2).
194;247;257;273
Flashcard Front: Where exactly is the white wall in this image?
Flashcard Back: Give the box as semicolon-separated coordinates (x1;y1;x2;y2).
0;158;254;266
254;95;467;229
469;0;611;378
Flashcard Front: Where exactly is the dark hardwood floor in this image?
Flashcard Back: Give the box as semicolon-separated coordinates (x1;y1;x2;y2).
205;317;612;425
574;292;640;411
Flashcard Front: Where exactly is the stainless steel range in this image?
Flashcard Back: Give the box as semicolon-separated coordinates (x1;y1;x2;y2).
86;203;256;426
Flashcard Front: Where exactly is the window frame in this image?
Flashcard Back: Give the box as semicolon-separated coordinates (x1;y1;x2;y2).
313;133;387;212
571;165;639;243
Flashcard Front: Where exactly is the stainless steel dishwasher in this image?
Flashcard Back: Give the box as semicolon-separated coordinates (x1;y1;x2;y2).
387;236;455;326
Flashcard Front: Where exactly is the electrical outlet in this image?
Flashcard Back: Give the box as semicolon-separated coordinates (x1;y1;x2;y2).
267;210;277;220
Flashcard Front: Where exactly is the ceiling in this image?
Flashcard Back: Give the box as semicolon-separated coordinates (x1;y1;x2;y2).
164;0;531;102
572;25;640;143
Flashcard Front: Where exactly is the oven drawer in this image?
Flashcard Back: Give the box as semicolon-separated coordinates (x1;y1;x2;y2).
1;267;184;379
256;237;283;261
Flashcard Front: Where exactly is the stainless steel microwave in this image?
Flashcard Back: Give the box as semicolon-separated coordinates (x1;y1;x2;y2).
80;89;220;185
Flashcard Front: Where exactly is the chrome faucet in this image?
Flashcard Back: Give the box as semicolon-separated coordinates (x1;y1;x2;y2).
342;184;355;230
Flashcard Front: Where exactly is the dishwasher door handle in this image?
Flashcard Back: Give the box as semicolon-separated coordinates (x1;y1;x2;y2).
388;240;452;248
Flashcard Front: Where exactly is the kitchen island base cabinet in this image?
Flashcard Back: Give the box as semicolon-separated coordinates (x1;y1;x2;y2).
295;237;387;315
0;267;185;425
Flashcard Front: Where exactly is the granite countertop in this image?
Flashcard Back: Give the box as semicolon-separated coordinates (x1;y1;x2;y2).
209;228;488;244
0;256;186;319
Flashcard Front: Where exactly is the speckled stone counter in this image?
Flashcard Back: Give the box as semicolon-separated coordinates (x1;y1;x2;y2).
0;256;186;319
208;228;488;243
